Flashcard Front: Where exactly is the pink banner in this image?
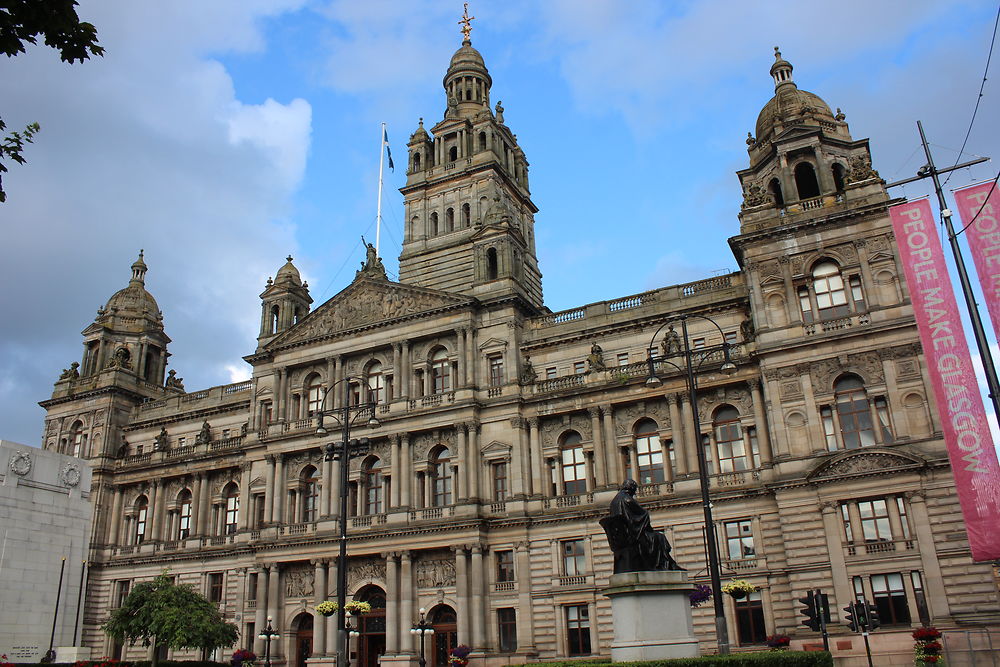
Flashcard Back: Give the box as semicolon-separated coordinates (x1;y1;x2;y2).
890;199;1000;561
954;181;1000;340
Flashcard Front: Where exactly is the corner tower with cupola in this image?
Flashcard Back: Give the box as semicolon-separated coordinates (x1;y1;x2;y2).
257;255;312;347
399;20;543;310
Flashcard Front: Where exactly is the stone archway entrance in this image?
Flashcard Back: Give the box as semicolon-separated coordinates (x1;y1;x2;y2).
355;585;386;667
429;605;458;667
293;613;313;667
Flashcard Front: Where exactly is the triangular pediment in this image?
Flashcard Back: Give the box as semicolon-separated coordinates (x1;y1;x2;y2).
759;274;785;287
807;448;925;483
268;277;475;348
481;440;512;458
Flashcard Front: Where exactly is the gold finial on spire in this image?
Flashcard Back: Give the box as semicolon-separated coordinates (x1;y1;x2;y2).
458;2;475;41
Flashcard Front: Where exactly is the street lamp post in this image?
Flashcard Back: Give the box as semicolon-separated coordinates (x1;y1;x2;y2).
315;378;380;667
645;314;737;655
409;607;435;667
257;616;280;667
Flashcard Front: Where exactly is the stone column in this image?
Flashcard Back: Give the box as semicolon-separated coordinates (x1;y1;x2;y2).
454;546;469;646
588;408;606;487
199;474;213;536
331;456;342;518
456;329;466;388
321;454;333;518
401;433;412;508
390;435;402;509
780;257;800;325
515;541;535;653
149;480;163;542
747;379;773;464
799;363;827;454
906;491;952;620
400;340;410;400
467;421;481;500
601;404;618;483
509;418;527;497
254;565;269;655
819;502;851;610
273;455;285;524
276;368;287;420
264;456;276;524
527;418;542;497
109;485;123;545
470;544;485;649
665;395;685;476
313;560;327;655
241;464;253;530
855;240;877;307
464;327;476;386
385;552;399;654
680;396;699;474
456;425;468;500
267;563;282;658
400;551;414;653
333;356;343;409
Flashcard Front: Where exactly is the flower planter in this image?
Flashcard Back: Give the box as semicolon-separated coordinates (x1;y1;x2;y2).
728;590;748;600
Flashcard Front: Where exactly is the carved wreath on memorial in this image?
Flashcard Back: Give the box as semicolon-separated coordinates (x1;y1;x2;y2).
9;451;31;477
60;464;82;487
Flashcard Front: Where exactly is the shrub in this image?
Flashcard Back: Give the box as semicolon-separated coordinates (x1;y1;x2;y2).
511;651;834;667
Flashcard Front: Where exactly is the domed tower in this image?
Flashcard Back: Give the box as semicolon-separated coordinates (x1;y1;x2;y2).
40;251;173;460
398;17;543;310
736;47;886;234
258;255;312;345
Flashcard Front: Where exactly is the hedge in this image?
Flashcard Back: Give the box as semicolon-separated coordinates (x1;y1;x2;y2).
513;651;834;667
9;662;229;667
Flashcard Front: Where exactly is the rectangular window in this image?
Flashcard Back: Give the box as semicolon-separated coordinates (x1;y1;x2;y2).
724;520;756;560
565;605;591;656
858;499;891;542
573;361;586;375
247;573;258;601
841;504;854;542
911;571;930;625
493;462;508;502
561;539;586;576
852;575;865;601
545;367;557;379
255;494;266;528
702;434;714;475
635;429;664;484
896;496;911;539
115;580;131;608
208;572;224;603
820;406;838;451
261;401;273;425
497;608;517;653
724;331;738;345
798;286;814;323
617;352;629;367
850;275;866;311
245;622;255;651
692;337;706;349
871;573;911;625
496;550;515;582
178;436;186;447
489;355;504;387
621;446;632;481
747;427;761;468
874;397;894;443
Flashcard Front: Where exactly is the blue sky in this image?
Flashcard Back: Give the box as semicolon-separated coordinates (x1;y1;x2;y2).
1;0;999;447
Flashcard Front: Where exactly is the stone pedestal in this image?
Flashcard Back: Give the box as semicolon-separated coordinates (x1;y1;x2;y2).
602;570;699;661
56;647;92;662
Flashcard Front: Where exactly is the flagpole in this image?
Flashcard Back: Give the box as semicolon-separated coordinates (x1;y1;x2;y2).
376;122;386;256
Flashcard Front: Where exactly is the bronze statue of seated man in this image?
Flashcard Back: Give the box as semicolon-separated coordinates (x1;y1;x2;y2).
600;479;684;573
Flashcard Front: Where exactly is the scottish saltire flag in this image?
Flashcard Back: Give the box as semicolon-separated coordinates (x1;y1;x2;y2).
383;128;394;171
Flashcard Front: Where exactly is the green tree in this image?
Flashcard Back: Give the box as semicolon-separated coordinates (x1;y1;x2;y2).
0;0;104;202
102;574;239;667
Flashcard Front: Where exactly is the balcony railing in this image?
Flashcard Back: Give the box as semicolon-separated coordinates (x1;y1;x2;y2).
557;575;588;586
543;492;594;509
845;538;916;557
803;312;871;336
494;581;516;592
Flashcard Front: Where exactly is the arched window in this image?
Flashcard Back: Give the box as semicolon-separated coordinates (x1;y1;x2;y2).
633;419;664;484
462;203;471;227
768;178;784;208
412;152;421;171
431;212;439;236
362;457;383;515
367;361;384;404
713;406;748;472
431;446;453;507
486;247;498;280
449;146;458;162
446;207;455;232
134;495;149;544
69;420;86;457
306;375;323;415
223;483;239;535
301;466;319;522
430;348;450;394
832;163;847;192
270;305;280;334
177;490;192;539
794;162;820;199
559;431;587;495
478;132;487;152
833;375;878;449
813;261;849;318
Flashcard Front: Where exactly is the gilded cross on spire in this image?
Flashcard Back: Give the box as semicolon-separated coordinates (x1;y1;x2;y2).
458;3;475;41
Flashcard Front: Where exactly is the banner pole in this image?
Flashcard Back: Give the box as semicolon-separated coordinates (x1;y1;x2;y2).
916;120;1000;421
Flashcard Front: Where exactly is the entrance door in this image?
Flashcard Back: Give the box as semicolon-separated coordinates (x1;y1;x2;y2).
429;605;458;667
355;585;386;667
294;613;313;667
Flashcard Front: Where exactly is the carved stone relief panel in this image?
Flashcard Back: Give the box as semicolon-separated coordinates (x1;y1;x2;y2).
614;400;670;434
285;564;315;598
347;559;386;590
698;386;752;422
415;558;456;588
540;413;592;447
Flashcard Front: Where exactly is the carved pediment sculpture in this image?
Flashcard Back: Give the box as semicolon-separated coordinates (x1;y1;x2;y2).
808;449;925;482
271;279;472;347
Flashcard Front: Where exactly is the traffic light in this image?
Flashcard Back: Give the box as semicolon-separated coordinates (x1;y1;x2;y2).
843;601;859;632
799;590;820;631
864;600;880;631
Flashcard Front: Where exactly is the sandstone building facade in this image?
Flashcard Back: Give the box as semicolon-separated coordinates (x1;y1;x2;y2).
39;39;1000;667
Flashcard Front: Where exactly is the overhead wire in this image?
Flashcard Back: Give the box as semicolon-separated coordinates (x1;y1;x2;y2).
955;170;1000;237
941;3;1000;188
